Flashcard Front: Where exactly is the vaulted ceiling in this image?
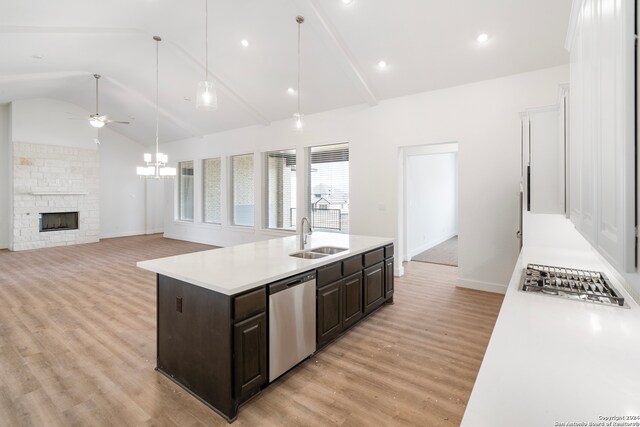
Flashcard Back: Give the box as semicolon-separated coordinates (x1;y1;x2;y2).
0;0;572;145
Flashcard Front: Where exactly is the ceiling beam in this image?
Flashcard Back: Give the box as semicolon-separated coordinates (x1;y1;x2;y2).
0;25;270;126
0;70;89;83
292;0;378;106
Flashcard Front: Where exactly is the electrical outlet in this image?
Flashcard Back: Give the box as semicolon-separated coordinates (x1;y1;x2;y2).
176;297;183;313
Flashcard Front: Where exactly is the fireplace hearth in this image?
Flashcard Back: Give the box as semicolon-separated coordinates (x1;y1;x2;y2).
40;212;79;232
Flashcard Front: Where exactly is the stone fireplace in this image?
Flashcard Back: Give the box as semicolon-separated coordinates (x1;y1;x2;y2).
11;142;100;251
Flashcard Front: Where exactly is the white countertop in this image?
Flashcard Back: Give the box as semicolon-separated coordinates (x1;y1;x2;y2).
461;244;640;426
137;232;393;296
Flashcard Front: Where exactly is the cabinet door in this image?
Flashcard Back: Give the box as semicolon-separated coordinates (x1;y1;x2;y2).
363;262;385;314
342;273;362;329
385;258;394;299
317;281;343;346
233;312;267;398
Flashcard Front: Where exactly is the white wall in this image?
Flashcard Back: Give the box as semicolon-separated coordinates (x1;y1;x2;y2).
406;152;458;258
0;104;10;249
98;127;158;238
11;98;98;149
161;65;568;290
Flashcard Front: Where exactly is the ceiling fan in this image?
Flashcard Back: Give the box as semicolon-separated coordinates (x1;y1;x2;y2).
68;74;130;128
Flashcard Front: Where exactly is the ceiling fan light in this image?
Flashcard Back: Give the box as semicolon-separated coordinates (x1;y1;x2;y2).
196;80;218;111
144;153;152;163
89;118;105;128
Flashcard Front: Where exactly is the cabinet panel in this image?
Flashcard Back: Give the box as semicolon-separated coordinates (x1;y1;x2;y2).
363;262;385;314
385;258;394;299
317;262;342;287
233;288;266;322
342;273;362;329
317;281;343;345
233;313;267;398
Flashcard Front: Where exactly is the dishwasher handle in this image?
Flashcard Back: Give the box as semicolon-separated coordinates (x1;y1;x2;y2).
268;271;316;294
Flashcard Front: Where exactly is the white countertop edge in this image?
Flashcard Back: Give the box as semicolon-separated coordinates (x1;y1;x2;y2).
137;234;394;296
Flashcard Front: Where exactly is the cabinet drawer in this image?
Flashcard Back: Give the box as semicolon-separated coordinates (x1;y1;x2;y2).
342;255;363;276
384;244;394;259
317;262;342;287
363;248;384;268
233;288;266;322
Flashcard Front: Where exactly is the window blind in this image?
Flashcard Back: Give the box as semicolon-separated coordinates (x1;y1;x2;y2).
309;143;349;233
178;160;194;221
231;154;254;226
203;158;221;224
265;149;297;230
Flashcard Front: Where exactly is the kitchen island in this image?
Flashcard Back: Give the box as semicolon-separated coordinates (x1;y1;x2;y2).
137;232;395;422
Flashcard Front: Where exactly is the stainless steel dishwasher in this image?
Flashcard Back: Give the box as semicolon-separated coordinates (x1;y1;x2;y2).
268;271;316;382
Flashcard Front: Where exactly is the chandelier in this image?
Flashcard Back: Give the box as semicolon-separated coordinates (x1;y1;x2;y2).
137;36;176;178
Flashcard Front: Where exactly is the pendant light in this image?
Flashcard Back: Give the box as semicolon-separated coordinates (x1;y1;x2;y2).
293;15;304;132
136;36;176;179
196;0;217;111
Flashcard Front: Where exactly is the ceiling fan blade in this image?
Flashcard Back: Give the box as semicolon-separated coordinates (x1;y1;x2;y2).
105;120;130;125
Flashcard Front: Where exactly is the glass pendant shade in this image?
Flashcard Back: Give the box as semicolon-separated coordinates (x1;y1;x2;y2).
143;153;152;162
293;113;304;132
196;81;217;111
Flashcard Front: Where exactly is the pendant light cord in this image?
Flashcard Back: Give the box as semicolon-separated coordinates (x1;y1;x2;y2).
297;19;301;117
205;0;209;80
95;76;99;115
155;37;160;160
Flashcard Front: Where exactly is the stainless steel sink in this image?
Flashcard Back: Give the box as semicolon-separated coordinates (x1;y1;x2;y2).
308;246;347;255
290;251;328;259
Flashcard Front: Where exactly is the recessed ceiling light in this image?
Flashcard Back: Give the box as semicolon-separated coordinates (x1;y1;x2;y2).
241;39;249;47
287;88;296;94
341;0;354;4
184;96;192;101
377;60;387;69
31;54;43;59
477;33;490;43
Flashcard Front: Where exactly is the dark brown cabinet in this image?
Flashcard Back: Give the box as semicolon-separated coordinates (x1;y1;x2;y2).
342;272;363;328
317;281;343;345
364;262;385;314
233;312;267;399
385;258;394;299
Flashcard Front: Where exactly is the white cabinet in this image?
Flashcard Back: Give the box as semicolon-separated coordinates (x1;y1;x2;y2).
567;0;636;272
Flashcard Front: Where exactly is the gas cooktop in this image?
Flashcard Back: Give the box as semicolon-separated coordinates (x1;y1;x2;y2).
521;263;625;307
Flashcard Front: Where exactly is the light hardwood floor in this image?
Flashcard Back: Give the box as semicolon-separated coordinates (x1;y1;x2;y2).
0;235;503;426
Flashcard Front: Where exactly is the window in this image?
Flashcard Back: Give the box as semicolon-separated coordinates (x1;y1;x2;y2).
178;161;194;221
203;158;222;224
231;154;254;226
265;149;297;231
309;143;349;233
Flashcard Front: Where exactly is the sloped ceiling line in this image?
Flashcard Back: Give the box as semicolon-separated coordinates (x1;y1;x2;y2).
0;25;270;127
292;0;378;106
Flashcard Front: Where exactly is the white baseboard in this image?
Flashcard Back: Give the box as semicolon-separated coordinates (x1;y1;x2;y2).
162;232;229;248
100;230;147;239
407;232;458;260
145;228;164;235
457;278;507;294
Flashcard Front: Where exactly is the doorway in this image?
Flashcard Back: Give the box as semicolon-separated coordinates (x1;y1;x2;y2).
400;143;459;267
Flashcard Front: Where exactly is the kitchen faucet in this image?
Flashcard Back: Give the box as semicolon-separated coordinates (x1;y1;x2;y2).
299;217;312;249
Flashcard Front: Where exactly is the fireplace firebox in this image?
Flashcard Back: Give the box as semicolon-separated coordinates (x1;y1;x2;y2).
40;212;79;232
